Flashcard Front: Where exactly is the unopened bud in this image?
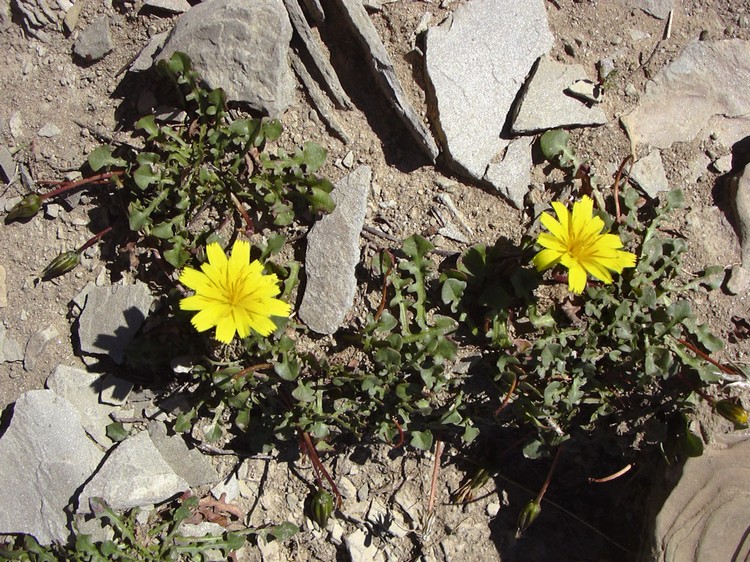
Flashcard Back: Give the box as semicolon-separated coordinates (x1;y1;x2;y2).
6;194;42;221
41;250;80;280
516;500;542;536
715;399;749;428
308;488;334;528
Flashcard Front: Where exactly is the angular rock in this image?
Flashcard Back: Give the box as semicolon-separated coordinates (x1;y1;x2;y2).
143;0;192;13
726;265;750;295
330;0;438;161
425;0;553;181
158;0;294;116
484;137;534;209
23;325;59;371
0;325;23;363
46;365;125;447
344;529;384;562
0;145;15;183
624;0;673;20
649;435;750;561
148;421;220;487
130;32;169;72
14;0;74;38
512;56;607;134
100;373;134;406
78;430;189;513
299;166;371;334
37;122;61;137
76;282;154;364
622;40;750;149
628;150;669;198
0;263;6;307
0;390;104;544
73;17;114;62
282;0;352;109
734;162;750;267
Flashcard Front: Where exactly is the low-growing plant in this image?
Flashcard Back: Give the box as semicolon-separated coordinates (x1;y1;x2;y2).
0;496;297;561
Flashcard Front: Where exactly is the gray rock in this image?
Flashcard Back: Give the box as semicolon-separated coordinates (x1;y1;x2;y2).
344;529;384;562
78;430;189;513
0;325;24;363
711;154;732;174
130;32;169;72
649;435;750;561
624;0;673;20
299;0;325;23
37;122;61;137
73;17;114;62
622;40;750;149
628;150;669;198
9;112;23;139
425;0;553;180
734;162;750;267
100;373;134;406
726;265;750;295
143;0;191;13
76;282;154;364
23;325;59;371
148;421;220;487
299;166;371;334
46;365;125;446
14;0;74;37
330;0;439;161
511;56;607;134
0;145;15;183
484;137;534;209
158;0;294;116
0;264;6;307
282;0;352;109
0;390;104;544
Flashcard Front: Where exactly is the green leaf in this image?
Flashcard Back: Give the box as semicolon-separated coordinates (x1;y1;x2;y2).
151;220;174;239
308;186;336;214
205;422;223;442
133;153;161;190
266;521;299;542
410;430;433;450
88;145;127;171
262;119;283;143
441;278;466;310
275;361;300;381
174;408;197;433
135;114;160;138
105;422;130;442
292;381;316;403
300;142;327;171
680;429;704;457
164;237;190;268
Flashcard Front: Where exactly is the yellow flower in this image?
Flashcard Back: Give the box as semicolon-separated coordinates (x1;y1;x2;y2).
179;240;291;343
533;196;637;294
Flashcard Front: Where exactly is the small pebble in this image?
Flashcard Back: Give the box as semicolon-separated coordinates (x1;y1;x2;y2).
37;123;61;138
342;150;355;169
486;502;501;517
625;83;638;97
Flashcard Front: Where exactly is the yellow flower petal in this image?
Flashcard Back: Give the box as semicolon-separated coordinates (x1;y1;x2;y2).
178;239;292;344
533;248;563;271
534;196;636;292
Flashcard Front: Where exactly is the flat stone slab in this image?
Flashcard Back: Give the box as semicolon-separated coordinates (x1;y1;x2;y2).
158;0;294;116
299;166;371;334
148;421;220;487
46;364;131;447
76;282;154;364
623;0;674;19
0;390;104;544
425;0;553;181
78;430;189;513
622;40;750;149
511;56;607;134
628;150;669;198
650;435;750;561
734;162;750;267
484;137;534;209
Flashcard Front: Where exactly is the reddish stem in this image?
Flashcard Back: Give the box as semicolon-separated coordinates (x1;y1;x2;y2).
40;171;124;201
536;446;563;504
78;226;112;254
301;431;342;508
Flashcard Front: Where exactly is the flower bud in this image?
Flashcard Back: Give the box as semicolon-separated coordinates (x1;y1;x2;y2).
516;500;542;536
41;251;80;280
6;194;42;221
308;488;334;528
715;399;749;428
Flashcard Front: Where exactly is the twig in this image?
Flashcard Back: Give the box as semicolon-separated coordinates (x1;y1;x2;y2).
589;463;633;483
493;372;518;416
390;417;405;449
229;192;254;235
362;224;399;243
427;440;444;514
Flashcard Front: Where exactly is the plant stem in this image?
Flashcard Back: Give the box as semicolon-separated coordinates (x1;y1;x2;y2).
300;431;342;508
77;226;112;254
536;446;563;504
39;171;124;201
427;439;444;514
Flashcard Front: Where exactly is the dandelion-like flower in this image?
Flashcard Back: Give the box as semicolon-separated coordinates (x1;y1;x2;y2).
533;195;637;294
179;240;291;343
